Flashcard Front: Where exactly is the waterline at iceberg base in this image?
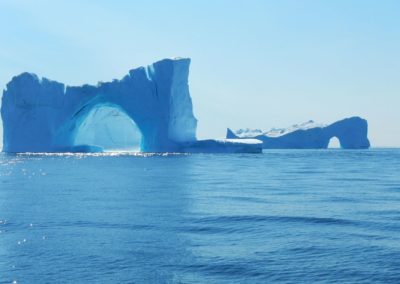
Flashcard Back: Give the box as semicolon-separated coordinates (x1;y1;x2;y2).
1;58;262;154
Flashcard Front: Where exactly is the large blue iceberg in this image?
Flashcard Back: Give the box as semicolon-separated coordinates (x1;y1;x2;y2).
227;117;370;149
1;58;262;153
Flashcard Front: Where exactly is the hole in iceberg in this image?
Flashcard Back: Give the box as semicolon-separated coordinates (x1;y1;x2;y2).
328;136;341;149
73;105;142;152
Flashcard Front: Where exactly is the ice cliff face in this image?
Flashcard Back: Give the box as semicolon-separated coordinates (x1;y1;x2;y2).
1;58;198;152
2;58;262;153
227;117;370;149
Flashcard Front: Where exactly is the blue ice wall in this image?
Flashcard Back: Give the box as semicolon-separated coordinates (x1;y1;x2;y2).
227;117;370;149
1;58;197;152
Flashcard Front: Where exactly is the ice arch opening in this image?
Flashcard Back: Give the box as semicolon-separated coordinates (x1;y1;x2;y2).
1;58;199;153
328;136;340;148
74;105;142;152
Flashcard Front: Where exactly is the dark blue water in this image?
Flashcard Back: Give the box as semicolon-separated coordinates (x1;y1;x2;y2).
1;150;400;283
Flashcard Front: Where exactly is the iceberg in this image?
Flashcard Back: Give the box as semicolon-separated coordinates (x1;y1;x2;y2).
180;139;262;153
1;58;261;153
227;117;370;149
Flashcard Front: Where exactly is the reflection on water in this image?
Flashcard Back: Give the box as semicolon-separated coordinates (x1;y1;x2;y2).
1;150;400;283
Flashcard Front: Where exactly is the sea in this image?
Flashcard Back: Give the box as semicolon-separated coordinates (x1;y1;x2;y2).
0;149;400;283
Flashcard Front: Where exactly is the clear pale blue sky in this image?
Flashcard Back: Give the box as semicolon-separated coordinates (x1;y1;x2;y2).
1;0;399;147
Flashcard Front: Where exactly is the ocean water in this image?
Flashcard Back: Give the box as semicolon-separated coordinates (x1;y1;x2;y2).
0;149;400;283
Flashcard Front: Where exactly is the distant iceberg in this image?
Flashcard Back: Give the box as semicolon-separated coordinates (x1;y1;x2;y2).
227;117;370;149
1;58;261;153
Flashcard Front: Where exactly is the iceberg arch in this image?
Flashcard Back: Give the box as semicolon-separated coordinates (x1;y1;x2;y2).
324;117;370;149
327;136;340;148
1;57;263;153
73;104;142;152
227;117;370;149
1;58;198;153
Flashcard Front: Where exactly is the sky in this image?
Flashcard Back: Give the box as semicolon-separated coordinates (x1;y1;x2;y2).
0;0;399;147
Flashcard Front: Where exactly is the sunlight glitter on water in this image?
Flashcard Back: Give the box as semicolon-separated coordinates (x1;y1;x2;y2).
1;150;400;283
13;152;189;158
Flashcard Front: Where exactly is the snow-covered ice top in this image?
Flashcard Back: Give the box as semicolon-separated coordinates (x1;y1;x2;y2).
214;138;262;145
180;138;262;153
234;120;326;138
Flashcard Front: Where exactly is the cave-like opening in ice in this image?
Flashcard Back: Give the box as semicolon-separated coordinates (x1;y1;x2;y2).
73;104;142;152
328;136;341;149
